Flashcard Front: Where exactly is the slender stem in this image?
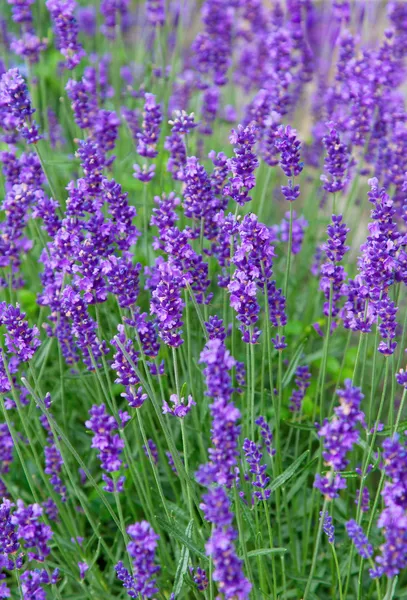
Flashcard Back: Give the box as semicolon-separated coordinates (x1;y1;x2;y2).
303;498;328;600
283;202;294;300
331;543;344;600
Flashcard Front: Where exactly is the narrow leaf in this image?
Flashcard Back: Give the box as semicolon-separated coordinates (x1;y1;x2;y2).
246;548;287;558
156;517;207;562
268;450;309;493
172;520;194;597
282;343;305;388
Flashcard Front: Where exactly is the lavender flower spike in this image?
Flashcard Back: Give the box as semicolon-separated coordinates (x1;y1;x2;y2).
115;521;160;598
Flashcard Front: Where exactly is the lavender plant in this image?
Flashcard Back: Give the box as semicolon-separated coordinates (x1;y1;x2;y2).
1;1;407;598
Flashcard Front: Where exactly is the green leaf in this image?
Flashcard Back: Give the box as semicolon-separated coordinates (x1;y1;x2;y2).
172;521;194;598
285;420;315;432
156;517;207;562
286;456;318;503
384;576;398;600
282;343;306;388
246;548;287;558
180;382;187;399
268;450;309;493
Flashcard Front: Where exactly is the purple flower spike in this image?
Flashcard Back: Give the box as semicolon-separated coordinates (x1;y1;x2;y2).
314;380;365;500
0;302;41;364
370;434;407;577
137;93;162;159
243;438;271;502
85;404;125;491
346;520;373;559
115;521;160;598
150;260;185;348
202;487;252;599
321;511;335;544
289;365;311;412
162;393;196;418
46;0;85;70
196;339;241;488
0;68;41;143
146;0;165;27
224;123;259;206
321;122;350;194
320;214;349;318
255;416;275;456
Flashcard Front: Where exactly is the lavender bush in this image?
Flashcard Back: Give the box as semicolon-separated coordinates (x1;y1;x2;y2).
0;0;407;598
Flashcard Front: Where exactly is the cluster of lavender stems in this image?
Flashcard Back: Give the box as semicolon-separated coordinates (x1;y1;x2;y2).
1;1;407;599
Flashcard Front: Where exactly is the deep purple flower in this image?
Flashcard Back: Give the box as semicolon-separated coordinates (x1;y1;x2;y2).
190;566;208;591
143;439;158;465
346;520;373;559
205;315;226;341
146;0;165;26
77;5;96;35
224;124;259;206
396;368;407;388
46;0;85;69
20;569;59;599
202;487;251;599
60;286;108;370
111;325;140;387
168;110;197;135
0;303;41;364
191;0;235;86
321;511;335;544
137;93;162;158
314;380;365;499
11;500;53;562
92;109;120;155
150;260;185;347
229;213;276;342
100;0;129;38
243;438;271;502
271;335;287;351
165;452;176;475
0;68;41;143
115;521;160;598
85;404;125;489
133;163;156;183
7;0;34;24
289;365;311;412
78;562;89;579
355;487;370;513
321;122;350;193
0;498;20;571
198;87;219;135
183;156;216;228
196;339;240;487
320;214;349;318
165;132;187;181
162;393;196;418
276;124;303;178
66;78;97;129
371;434;407;577
255;416;274;456
209;150;229;196
11;33;47;64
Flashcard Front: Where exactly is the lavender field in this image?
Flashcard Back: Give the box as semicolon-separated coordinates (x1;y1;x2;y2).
1;0;407;598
